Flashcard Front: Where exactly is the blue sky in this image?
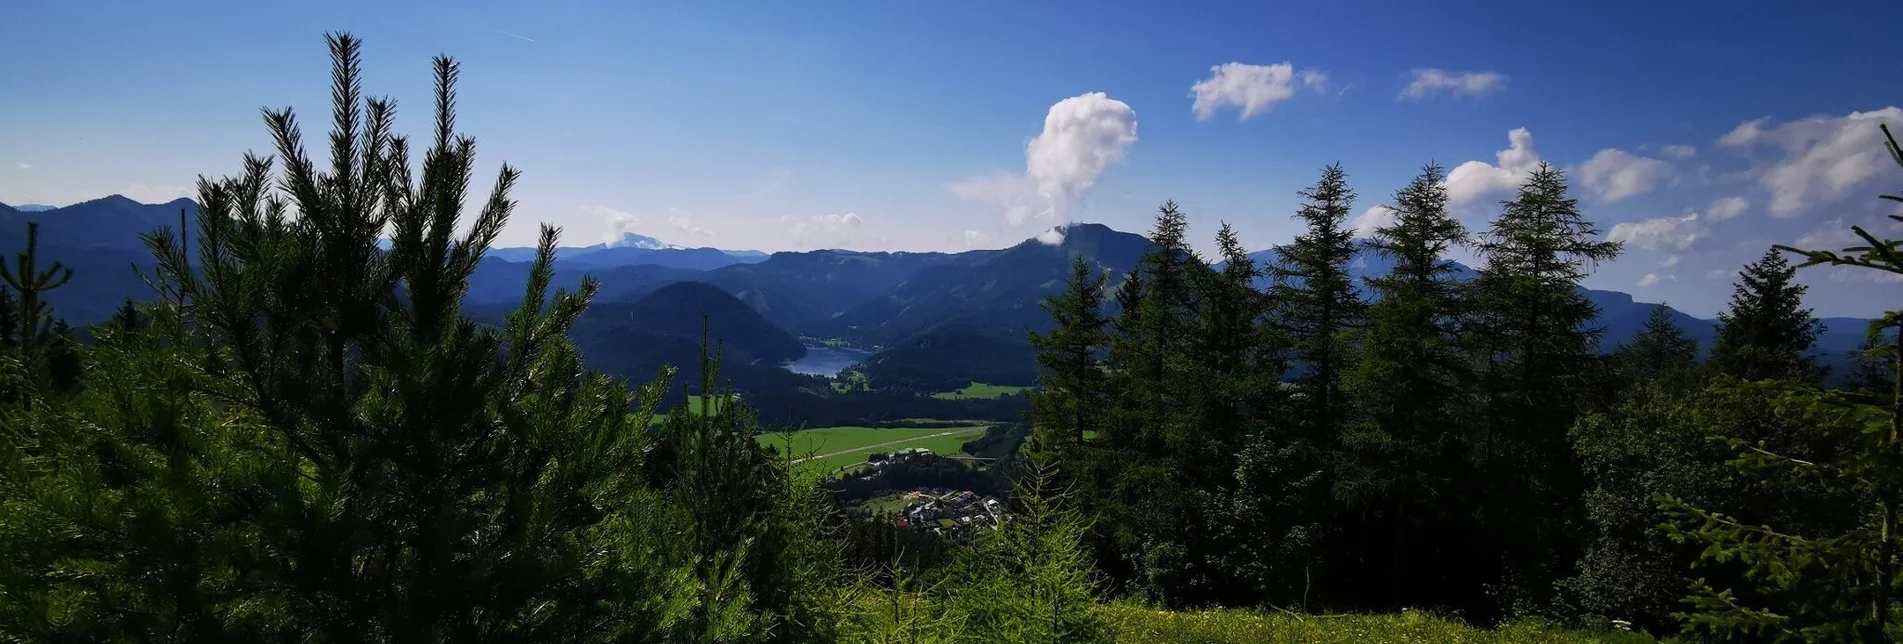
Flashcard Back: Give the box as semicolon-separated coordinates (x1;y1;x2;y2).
3;0;1901;317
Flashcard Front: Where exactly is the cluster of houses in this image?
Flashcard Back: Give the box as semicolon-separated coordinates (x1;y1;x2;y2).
863;446;933;469
890;488;1003;538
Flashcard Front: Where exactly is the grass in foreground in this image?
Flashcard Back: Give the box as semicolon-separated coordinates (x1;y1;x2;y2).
931;381;1032;400
1097;604;1652;643
756;424;990;472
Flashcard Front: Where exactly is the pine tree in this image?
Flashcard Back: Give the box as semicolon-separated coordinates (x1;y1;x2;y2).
1615;303;1700;382
0;33;851;641
1467;161;1622;614
1028;255;1111;455
1664;122;1903;642
1335;163;1479;611
1271;164;1365;448
1708;248;1825;383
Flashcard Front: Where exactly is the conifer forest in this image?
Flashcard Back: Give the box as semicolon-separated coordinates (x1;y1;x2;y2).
5;33;1903;643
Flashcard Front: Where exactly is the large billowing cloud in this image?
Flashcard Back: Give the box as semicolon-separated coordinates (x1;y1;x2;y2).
1579;148;1673;202
1190;62;1327;121
950;92;1138;226
1444;128;1541;206
1717;107;1903;217
1400;68;1507;100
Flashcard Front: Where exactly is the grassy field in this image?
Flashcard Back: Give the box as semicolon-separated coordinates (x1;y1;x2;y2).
831;369;872;393
1098;604;1652;643
755;424;990;472
931;381;1032;400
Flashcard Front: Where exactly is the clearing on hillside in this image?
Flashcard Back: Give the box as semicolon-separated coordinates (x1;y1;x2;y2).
756;424;990;472
931;381;1032;400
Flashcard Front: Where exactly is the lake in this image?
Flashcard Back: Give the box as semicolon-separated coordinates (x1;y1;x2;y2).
780;344;873;377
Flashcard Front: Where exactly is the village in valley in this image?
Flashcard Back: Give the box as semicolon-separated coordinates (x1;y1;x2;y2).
864;448;1006;537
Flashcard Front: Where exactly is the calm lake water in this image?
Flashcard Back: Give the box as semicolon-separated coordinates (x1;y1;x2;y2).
780;345;873;377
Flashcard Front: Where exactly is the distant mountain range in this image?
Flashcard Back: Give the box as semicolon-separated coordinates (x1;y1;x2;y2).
0;195;1885;390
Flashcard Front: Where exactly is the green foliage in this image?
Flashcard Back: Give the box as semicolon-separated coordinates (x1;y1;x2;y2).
1708;249;1825;383
1614;304;1699;383
930;461;1112;643
1661;122;1903;643
0;33;849;643
1270;164;1365;446
1027;255;1111;456
1467;162;1622;615
1335;162;1482;612
1096;604;1654;643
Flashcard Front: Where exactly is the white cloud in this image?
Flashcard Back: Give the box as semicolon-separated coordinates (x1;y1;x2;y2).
123;184;192;204
13;163;29;170
1716;107;1903;217
1190;62;1326;121
1579;148;1672;202
668;210;714;237
1638;273;1665;287
783;212;864;249
963;230;990;248
1707;196;1749;222
1300;70;1329;92
582;205;643;245
1660;144;1697;159
1349;206;1398;238
1662;255;1681;268
950;92;1138;226
1445;127;1541;206
1035;227;1066;246
1607;211;1703;251
1399;69;1507;100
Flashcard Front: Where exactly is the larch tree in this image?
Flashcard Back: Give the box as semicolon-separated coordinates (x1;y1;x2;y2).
1335;162;1479;612
1270;164;1365;449
1466;161;1622;615
1028;254;1112;455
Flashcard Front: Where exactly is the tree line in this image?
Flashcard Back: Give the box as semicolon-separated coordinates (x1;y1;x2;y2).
1025;133;1903;639
5;31;1903;643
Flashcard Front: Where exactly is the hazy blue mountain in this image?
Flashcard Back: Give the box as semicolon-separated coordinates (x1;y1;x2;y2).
814;223;1150;346
14;204;57;212
689;249;967;332
0;194;199;254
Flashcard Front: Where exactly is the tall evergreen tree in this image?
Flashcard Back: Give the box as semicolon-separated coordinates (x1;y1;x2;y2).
1028;255;1111;455
1708;249;1825;382
1849;333;1897;397
1466;162;1622;615
1335;163;1478;611
1664;122;1903;642
1271;164;1365;448
1614;303;1700;382
0;33;848;642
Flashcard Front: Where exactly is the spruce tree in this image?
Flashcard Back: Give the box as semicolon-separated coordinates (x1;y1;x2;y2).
1849;334;1897;397
1664;123;1903;642
1028;255;1111;454
1708;249;1825;382
1615;303;1700;382
1467;162;1622;614
1335;163;1478;611
1271;164;1365;448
